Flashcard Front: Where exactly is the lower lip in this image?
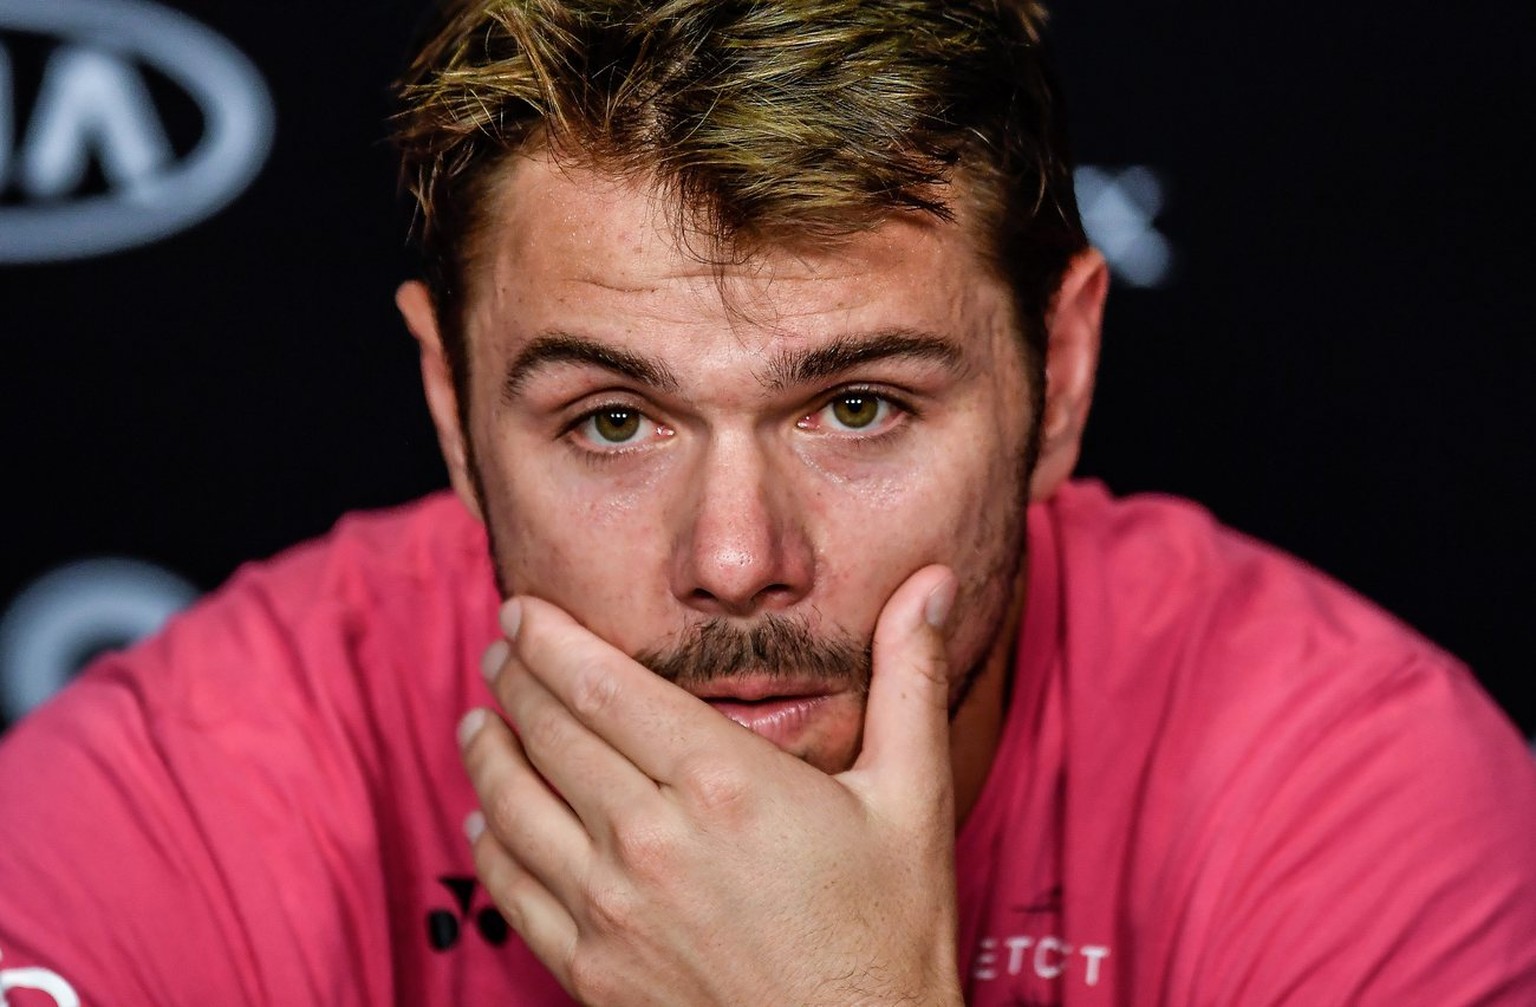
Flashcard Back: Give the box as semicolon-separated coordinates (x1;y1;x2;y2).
704;694;834;746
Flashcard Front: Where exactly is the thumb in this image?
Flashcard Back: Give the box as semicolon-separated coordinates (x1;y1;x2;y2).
851;564;958;794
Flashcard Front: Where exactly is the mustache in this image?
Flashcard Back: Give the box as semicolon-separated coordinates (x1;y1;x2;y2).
635;615;871;693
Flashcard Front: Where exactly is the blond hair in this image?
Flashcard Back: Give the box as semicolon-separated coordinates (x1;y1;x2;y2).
393;0;1086;398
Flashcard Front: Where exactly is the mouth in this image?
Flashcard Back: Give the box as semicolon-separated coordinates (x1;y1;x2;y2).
689;677;844;746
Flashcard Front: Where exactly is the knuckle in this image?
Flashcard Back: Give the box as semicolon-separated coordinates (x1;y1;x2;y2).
460;719;494;768
513;604;564;674
584;877;638;934
568;660;620;719
609;812;673;873
484;873;528;932
522;705;574;755
567;948;618;1005
483;786;525;841
897;645;950;691
681;756;752;819
508;605;541;661
917;651;951;689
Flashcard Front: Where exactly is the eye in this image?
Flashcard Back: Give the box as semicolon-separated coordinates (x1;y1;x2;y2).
572;405;665;448
828;393;885;430
801;390;902;434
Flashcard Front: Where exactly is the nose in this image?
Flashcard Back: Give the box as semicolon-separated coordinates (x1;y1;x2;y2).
670;434;814;618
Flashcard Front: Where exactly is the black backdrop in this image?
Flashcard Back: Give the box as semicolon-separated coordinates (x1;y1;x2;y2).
2;1;1532;739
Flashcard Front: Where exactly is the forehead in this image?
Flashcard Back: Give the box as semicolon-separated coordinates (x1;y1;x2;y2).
464;154;1016;359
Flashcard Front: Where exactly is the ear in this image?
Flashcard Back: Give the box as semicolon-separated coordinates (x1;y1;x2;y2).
1029;248;1108;501
396;280;484;522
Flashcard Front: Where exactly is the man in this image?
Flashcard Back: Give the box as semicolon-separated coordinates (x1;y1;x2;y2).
1;1;1533;1004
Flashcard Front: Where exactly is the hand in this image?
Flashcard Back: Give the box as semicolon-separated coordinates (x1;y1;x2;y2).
459;566;965;1007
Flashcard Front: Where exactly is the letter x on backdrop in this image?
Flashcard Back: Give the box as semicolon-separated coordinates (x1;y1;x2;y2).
1;0;1532;743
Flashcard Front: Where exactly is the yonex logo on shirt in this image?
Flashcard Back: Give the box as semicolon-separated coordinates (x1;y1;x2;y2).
425;876;511;952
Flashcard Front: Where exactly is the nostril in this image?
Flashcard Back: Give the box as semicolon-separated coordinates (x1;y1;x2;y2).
686;583;797;616
755;583;796;604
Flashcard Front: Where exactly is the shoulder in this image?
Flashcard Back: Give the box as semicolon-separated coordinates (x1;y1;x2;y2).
200;489;491;644
0;492;491;1003
1041;482;1536;1002
114;491;493;725
1043;480;1532;806
1045;479;1458;702
2;489;498;794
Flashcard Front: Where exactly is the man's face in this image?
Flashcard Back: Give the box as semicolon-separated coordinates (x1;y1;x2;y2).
447;155;1040;775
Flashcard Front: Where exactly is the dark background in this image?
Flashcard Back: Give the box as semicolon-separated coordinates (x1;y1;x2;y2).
2;1;1532;738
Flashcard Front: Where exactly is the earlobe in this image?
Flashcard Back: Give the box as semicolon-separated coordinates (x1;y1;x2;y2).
1028;249;1108;502
396;280;484;522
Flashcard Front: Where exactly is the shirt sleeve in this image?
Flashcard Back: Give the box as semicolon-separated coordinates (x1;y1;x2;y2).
0;632;392;1006
1174;656;1536;1006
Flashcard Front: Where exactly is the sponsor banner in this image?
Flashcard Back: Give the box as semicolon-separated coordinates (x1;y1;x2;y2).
0;558;198;723
0;0;274;262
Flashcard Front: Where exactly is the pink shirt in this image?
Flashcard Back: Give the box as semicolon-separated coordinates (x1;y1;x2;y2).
2;482;1533;1005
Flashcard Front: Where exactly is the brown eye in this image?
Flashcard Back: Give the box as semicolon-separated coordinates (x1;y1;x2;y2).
590;408;642;443
830;394;882;430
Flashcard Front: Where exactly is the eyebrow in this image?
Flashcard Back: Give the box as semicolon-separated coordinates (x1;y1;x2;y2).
762;329;964;390
502;333;681;400
501;327;964;401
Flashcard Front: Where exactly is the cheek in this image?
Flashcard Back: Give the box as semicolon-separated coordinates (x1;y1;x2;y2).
815;408;1030;668
481;449;678;640
804;431;1024;614
943;440;1033;682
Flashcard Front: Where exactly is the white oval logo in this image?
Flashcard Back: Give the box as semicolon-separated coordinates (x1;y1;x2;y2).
0;967;81;1007
0;558;199;722
0;0;275;262
0;947;82;1007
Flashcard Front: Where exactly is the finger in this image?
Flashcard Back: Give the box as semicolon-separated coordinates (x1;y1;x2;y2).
849;565;957;797
468;811;579;988
497;650;662;838
459;707;595;908
498;597;767;786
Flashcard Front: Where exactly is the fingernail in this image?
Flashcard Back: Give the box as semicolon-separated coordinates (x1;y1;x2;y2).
499;599;524;640
464;810;486;844
481;639;510;683
457;708;488;748
924;577;958;630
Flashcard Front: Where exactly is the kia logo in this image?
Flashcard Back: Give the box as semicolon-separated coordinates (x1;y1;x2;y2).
0;0;275;263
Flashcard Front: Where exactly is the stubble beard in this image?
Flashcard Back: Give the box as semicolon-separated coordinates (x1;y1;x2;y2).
472;445;1035;726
